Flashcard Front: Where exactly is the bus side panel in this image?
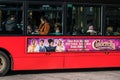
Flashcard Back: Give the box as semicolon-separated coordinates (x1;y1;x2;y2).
0;37;64;70
13;56;64;70
64;52;120;68
0;37;26;57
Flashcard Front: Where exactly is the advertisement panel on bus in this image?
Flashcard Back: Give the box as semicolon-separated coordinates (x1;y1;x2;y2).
27;38;120;53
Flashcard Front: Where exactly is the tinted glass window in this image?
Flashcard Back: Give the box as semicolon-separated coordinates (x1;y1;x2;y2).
105;6;120;36
27;4;63;35
0;2;24;35
66;4;101;35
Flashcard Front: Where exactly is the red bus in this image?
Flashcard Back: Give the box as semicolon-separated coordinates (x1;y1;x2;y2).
0;0;120;76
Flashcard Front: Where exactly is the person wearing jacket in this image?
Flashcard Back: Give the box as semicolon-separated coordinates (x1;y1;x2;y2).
5;15;17;33
38;16;50;35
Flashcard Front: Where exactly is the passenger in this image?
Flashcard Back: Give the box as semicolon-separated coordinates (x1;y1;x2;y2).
38;16;50;35
16;20;23;34
27;25;33;34
34;39;46;52
27;12;32;34
55;40;65;52
5;15;17;33
114;27;120;35
45;39;56;52
19;20;24;31
28;39;37;52
54;22;61;33
72;26;83;35
105;26;114;35
86;25;97;35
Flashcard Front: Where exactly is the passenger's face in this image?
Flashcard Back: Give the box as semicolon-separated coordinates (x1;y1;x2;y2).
11;17;15;20
41;19;45;24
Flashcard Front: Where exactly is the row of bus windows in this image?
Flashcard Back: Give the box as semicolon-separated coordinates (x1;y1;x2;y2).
0;3;120;35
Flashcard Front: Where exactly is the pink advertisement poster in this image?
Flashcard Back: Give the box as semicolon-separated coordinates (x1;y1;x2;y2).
84;39;120;51
27;38;120;53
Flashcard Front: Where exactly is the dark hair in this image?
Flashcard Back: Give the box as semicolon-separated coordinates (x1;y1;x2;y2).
40;39;44;42
41;16;46;20
40;16;49;22
10;15;16;19
48;39;54;43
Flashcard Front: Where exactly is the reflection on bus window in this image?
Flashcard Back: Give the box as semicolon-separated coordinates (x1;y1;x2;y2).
67;5;101;35
27;4;63;35
105;6;120;36
0;3;23;35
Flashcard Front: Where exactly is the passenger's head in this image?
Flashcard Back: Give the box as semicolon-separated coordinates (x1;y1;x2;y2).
10;15;15;20
88;25;94;30
48;39;54;46
40;16;47;24
106;26;113;33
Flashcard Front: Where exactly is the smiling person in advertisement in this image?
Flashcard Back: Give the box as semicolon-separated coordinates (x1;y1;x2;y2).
55;39;65;52
45;39;56;52
27;39;37;52
34;39;46;52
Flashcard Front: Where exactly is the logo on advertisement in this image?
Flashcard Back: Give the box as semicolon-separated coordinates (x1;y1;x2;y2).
92;40;115;50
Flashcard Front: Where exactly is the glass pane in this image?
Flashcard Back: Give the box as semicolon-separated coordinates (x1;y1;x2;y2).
27;4;63;35
0;3;23;35
67;4;101;35
105;6;120;36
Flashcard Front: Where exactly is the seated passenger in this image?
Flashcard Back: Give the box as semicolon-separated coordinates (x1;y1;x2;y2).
54;23;61;33
72;25;83;35
114;27;120;35
27;25;32;34
38;16;50;35
86;25;97;35
105;26;114;36
5;15;17;33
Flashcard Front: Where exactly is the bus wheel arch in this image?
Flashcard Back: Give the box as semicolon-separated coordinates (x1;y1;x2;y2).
0;48;13;76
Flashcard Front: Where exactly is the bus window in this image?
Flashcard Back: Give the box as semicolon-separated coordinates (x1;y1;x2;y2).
27;4;63;35
0;2;24;35
105;6;120;36
66;4;101;35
